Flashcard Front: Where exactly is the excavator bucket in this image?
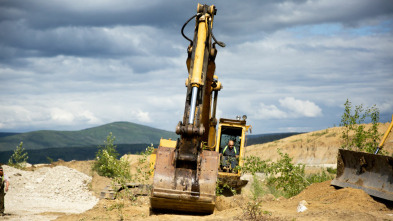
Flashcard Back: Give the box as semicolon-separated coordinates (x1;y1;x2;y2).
150;145;219;214
331;149;393;201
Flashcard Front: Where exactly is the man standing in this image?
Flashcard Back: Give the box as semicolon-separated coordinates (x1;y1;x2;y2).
222;140;239;171
0;166;9;216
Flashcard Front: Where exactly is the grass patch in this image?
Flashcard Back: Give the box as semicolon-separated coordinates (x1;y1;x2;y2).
325;132;337;138
326;167;337;174
311;130;328;137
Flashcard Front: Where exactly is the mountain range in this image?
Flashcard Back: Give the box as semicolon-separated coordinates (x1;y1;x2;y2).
0;121;178;152
0;121;299;164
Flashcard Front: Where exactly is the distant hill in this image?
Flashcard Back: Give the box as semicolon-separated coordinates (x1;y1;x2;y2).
246;132;302;146
0;144;151;164
0;121;178;151
0;132;20;138
0;121;307;164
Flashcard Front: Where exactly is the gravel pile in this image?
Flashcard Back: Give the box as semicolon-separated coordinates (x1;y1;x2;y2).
3;165;98;217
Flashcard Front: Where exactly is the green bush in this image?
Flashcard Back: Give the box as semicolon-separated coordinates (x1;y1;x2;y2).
266;149;308;198
8;141;29;169
93;132;130;179
340;99;381;154
242;149;334;198
306;170;334;184
134;144;154;184
242;155;269;175
93;134;156;203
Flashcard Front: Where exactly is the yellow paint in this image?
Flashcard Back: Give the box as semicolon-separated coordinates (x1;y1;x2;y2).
190;15;208;87
150;138;177;177
159;138;177;148
215;120;251;177
379;114;393;148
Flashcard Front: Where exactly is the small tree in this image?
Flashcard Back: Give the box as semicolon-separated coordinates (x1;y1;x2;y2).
93;132;125;178
340;99;354;148
365;104;380;153
266;149;308;198
8;141;29;169
340;99;381;153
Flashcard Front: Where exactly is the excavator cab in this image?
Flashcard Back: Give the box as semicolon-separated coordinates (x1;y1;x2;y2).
215;117;251;191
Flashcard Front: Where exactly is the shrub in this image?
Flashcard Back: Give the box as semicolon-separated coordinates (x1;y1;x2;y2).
242;149;334;198
266;149;308;198
306;170;334;184
242;155;269;175
134;144;154;183
93;132;130;178
8;141;29;169
340;99;381;153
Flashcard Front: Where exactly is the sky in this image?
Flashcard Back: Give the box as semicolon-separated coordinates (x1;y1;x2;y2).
0;0;392;134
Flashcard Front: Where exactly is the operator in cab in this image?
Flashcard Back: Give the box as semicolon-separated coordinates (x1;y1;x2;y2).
221;140;239;171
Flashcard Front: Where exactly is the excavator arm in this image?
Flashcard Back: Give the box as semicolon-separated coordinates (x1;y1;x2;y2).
150;4;224;214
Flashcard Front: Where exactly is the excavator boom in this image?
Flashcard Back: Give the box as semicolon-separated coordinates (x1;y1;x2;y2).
150;4;224;214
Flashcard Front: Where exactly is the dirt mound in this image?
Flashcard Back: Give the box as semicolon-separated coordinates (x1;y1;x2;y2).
262;181;393;220
3;165;99;221
215;195;247;211
294;181;390;211
45;159;112;197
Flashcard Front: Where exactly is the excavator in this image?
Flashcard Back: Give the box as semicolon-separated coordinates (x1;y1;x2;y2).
149;4;251;214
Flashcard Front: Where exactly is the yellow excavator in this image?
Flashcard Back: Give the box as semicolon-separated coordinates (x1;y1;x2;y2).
149;4;251;214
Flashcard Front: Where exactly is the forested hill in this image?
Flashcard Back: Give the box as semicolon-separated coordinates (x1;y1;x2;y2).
0;121;178;151
246;132;302;146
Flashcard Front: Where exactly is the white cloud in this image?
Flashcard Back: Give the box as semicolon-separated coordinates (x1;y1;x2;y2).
130;109;152;123
50;108;75;123
379;102;393;113
279;97;322;117
253;103;287;120
249;97;322;120
49;105;101;126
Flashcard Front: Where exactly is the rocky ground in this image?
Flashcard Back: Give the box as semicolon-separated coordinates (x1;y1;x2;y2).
0;164;99;221
1;124;392;221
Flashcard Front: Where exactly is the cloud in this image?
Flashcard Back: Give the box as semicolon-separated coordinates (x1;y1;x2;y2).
0;22;181;61
50;108;75;123
253;103;287;120
279;97;322;117
130;109;152;123
250;97;322;120
0;0;392;133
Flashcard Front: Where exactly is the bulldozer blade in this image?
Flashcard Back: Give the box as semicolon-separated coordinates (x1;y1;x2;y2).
331;149;393;201
150;145;219;214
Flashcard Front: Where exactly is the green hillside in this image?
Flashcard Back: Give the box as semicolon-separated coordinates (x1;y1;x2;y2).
0;121;178;151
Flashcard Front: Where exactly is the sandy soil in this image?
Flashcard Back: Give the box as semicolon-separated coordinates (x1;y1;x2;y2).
1;124;392;221
53;180;393;221
246;123;393;166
